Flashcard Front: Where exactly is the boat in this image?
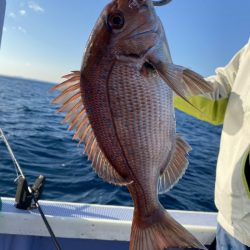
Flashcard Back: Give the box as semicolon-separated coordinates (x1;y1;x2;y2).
0;197;217;250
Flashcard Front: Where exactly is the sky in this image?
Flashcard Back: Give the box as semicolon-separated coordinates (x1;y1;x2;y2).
0;0;250;83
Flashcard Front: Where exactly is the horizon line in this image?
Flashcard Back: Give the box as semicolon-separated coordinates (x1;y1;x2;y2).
0;73;56;85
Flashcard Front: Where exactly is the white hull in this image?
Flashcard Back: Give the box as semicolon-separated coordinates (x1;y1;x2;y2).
0;197;217;249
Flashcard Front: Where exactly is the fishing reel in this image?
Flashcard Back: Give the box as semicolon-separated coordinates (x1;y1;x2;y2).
15;175;46;210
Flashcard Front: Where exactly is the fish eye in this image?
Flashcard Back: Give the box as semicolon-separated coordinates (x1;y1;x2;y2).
107;12;125;30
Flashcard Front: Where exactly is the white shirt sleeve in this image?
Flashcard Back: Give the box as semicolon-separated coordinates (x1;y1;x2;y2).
204;42;248;100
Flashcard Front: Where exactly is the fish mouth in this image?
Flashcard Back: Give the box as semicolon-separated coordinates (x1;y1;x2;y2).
126;28;158;40
119;20;159;41
127;20;160;39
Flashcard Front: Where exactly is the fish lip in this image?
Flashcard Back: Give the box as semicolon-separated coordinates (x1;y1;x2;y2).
125;22;159;40
126;28;157;40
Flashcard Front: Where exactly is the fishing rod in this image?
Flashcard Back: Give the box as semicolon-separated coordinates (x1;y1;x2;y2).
0;128;61;250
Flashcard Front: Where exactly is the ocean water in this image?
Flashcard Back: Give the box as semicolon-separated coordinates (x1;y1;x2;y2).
0;75;221;212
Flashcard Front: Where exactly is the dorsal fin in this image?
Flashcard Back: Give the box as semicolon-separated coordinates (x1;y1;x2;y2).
158;135;191;194
51;71;130;186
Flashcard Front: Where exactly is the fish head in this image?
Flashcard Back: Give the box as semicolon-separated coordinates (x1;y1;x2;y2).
105;0;160;56
82;0;165;69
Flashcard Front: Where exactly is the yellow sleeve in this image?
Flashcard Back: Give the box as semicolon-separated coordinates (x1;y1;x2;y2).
174;96;228;125
174;43;247;125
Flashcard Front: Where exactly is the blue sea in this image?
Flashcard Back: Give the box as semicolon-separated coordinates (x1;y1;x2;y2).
0;75;221;212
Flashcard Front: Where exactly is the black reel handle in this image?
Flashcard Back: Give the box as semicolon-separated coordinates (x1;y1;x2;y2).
15;175;46;209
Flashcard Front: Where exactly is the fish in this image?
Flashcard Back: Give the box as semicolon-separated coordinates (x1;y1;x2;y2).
51;0;212;249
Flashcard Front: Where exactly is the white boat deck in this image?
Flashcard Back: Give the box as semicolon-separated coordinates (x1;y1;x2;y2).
0;197;217;249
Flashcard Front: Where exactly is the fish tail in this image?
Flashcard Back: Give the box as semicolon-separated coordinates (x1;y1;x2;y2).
130;206;206;250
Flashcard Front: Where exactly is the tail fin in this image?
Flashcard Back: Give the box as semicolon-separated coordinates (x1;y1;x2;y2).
130;207;206;250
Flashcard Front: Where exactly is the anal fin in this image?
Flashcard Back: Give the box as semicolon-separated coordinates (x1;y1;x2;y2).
158;134;191;194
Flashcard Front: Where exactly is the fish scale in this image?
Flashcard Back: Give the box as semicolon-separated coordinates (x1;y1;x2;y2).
108;62;173;183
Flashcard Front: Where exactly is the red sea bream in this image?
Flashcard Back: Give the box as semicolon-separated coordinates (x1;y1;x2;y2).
51;0;212;249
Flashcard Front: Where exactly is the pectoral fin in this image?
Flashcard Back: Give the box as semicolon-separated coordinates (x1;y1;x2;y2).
146;45;213;108
156;62;212;96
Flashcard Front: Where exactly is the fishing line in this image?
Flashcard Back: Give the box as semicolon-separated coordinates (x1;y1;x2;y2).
0;128;62;250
